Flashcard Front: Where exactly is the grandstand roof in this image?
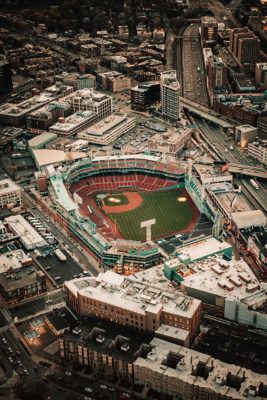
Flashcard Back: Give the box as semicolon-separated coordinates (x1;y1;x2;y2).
33;149;87;169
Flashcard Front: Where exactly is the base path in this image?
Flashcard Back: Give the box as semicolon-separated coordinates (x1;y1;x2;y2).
101;192;142;214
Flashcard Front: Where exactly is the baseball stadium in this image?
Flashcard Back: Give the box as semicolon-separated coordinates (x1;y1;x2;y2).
41;154;215;270
67;155;199;241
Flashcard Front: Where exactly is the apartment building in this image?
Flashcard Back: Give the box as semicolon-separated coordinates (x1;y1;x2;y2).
160;70;181;122
97;71;131;92
131;81;160;112
65;270;201;341
0;179;21;208
255;63;267;89
201;16;218;47
230;27;260;65
134;337;267;400
248;140;267;165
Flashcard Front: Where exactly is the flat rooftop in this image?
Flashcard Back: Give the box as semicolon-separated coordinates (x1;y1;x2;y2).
67;88;111;104
28;132;57;149
5;214;47;248
150;127;191;143
0;249;32;274
0;179;20;195
175;237;232;264
0;265;44;291
65;270;201;319
49;111;94;134
0;85;72;116
84;113;130;137
214;192;252;214
181;254;260;301
194;163;232;183
63;315;153;363
32;149;87;168
134;337;267;399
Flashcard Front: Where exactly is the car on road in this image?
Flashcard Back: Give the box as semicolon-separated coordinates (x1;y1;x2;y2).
23;369;29;375
85;387;93;393
45;299;53;305
100;385;108;389
65;371;72;376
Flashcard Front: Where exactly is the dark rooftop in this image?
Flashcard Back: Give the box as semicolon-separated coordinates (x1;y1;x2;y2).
62;315;154;363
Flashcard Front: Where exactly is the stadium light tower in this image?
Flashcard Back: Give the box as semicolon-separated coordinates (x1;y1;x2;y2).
141;219;156;242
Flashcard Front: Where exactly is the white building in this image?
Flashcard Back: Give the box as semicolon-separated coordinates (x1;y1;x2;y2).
0;179;21;208
0;84;73;127
225;287;267;331
180;254;260;312
5;215;47;250
78;112;136;145
49;110;95;137
248;140;267;166
67;89;113;122
235;124;257;148
160;70;181;122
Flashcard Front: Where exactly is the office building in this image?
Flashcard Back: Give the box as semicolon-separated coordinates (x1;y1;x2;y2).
160;70;181;122
0;179;21;208
0;264;46;304
35;172;47;193
0;248;46;304
131;81;160;112
49;111;96;137
5;215;47;250
235;124;257;147
207;56;228;90
59;316;153;383
148;128;192;156
67;89;113;122
0;56;12;102
255;63;267;89
55;73;96;90
65;270;202;341
230;27;260;65
248;140;267;165
257;116;267;139
27;101;72;134
0;84;73;127
78;112;136;145
201;16;218;47
97;71;131;92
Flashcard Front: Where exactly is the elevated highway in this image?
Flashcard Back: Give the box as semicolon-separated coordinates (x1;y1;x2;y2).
228;164;267;180
180;97;234;128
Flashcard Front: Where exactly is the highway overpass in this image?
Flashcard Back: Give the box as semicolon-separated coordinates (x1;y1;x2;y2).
228;164;267;180
180;97;234;128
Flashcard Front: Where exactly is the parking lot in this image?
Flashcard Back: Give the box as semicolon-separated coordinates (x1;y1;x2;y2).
38;253;85;284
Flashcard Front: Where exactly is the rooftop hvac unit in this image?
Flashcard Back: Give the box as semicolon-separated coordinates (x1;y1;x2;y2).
96;334;105;343
121;343;130;352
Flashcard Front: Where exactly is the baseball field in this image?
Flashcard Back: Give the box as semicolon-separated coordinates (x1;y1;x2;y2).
94;189;198;242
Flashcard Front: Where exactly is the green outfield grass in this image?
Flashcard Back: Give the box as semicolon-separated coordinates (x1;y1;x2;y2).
98;189;197;242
